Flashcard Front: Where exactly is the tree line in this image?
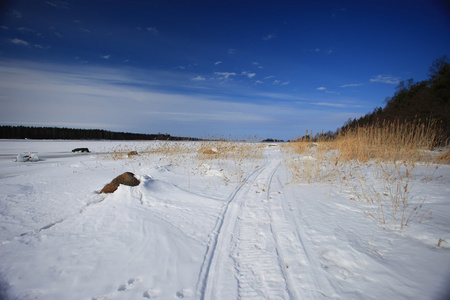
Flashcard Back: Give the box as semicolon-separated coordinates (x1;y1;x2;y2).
0;126;199;141
340;56;450;141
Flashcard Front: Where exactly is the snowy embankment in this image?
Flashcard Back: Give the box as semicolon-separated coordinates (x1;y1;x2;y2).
0;139;449;300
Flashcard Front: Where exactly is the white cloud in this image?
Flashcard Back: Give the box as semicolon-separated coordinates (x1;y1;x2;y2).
146;27;158;35
325;90;340;95
264;75;274;80
313;102;346;107
341;83;363;88
214;72;236;80
17;27;37;34
255;80;263;84
11;9;21;18
241;71;256;79
33;44;47;49
100;55;111;59
46;1;69;9
252;62;263;69
228;49;236;55
281;81;290;86
370;75;400;84
9;38;29;46
316;87;326;90
214;61;222;65
311;102;362;108
263;33;276;40
191;76;205;81
9;38;48;49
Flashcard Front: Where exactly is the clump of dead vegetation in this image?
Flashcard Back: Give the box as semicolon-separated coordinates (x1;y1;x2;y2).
282;120;448;231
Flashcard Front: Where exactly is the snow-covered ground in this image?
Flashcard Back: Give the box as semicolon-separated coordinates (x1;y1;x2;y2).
0;139;449;300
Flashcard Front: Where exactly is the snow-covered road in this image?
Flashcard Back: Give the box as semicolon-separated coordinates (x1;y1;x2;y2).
1;140;449;300
199;150;293;299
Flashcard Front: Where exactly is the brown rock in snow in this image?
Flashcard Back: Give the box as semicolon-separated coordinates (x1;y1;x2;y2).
100;172;140;193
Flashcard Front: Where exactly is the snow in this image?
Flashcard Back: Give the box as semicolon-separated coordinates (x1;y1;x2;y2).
0;139;449;300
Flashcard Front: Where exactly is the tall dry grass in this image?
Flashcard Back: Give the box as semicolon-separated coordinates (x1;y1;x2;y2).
196;138;264;183
283;119;446;231
333;119;441;163
100;136;265;184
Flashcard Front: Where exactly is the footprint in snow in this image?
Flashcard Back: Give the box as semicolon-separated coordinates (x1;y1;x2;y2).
117;277;141;291
176;289;193;298
143;288;161;298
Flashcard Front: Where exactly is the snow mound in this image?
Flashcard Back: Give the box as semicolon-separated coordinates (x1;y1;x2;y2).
14;153;39;162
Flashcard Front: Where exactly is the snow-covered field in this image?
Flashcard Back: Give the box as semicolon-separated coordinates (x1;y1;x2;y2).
0;139;449;300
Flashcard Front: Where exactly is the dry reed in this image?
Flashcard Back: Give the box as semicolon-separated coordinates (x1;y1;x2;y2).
283;119;446;231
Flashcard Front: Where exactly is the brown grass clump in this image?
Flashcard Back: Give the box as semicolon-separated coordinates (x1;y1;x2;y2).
334;119;440;163
283;120;445;231
433;148;450;164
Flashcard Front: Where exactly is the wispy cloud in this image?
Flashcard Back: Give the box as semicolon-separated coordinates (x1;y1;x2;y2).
316;86;339;94
100;55;111;59
262;33;276;40
253;62;263;69
264;75;274;80
241;71;256;79
10;9;21;18
311;102;362;108
146;27;158;35
191;75;205;81
46;1;69;9
214;72;236;80
370;74;400;84
310;48;334;55
326;90;340;95
9;38;29;46
17;27;38;34
214;61;222;65
228;48;236;55
273;80;290;86
9;38;46;49
341;83;363;87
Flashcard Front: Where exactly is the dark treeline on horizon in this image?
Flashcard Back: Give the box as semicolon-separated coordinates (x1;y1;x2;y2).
301;56;450;143
339;56;450;139
0;126;200;141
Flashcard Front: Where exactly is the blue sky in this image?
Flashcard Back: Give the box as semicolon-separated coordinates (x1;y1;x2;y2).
1;0;449;140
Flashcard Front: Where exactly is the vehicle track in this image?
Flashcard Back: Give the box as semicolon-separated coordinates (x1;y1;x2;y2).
197;147;296;299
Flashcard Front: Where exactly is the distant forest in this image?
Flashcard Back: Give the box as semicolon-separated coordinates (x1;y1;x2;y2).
0;126;199;141
339;56;450;140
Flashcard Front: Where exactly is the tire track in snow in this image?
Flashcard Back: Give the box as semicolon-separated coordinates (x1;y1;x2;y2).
273;168;338;299
198;147;294;299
